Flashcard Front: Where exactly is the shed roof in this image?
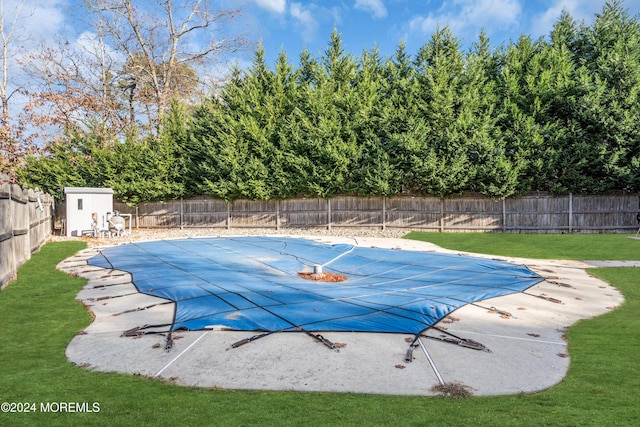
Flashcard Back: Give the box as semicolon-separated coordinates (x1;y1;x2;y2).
64;187;113;195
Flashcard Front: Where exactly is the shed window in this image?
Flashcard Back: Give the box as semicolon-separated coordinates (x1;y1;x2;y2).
78;199;83;210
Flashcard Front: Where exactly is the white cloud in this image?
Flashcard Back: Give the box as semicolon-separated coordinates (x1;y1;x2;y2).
461;0;521;28
254;0;287;14
3;0;68;100
529;0;607;39
290;2;319;43
354;0;388;19
2;0;67;45
408;0;522;40
408;14;439;36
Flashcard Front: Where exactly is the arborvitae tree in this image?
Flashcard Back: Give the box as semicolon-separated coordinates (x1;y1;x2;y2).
232;46;278;199
381;41;422;193
498;35;553;193
297;49;321;88
19;137;90;199
464;31;521;198
157;99;190;198
104;137;183;205
529;16;603;194
550;10;585;55
348;47;397;195
19;126;117;198
186;69;245;201
574;0;640;192
292;29;360;197
289;49;327;197
188;48;286;200
412;27;473;197
183;99;218;197
264;51;309;198
22;106;187;204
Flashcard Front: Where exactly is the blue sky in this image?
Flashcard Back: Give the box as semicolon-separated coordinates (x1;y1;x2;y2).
242;0;640;65
5;0;640;93
7;0;640;69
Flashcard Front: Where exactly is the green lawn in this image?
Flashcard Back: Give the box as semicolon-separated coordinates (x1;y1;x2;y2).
0;237;638;426
404;231;640;260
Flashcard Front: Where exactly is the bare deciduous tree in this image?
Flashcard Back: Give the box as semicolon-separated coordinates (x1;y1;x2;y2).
0;0;39;181
95;0;248;133
23;32;126;141
24;0;248;141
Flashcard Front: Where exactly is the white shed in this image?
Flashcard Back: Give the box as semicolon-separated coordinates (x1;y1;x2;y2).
64;187;114;237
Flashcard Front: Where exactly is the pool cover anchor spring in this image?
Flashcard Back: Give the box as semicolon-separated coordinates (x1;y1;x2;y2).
122;325;146;337
406;327;491;362
120;323;176;353
228;331;276;350
423;333;491;352
228;328;340;352
305;331;340;352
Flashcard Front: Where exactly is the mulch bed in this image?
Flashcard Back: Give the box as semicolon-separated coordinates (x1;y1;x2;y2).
297;272;348;282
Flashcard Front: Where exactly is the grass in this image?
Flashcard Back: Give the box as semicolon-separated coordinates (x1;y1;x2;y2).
0;236;639;426
403;231;640;260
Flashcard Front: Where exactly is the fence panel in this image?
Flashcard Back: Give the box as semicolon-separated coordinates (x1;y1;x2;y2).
505;195;570;233
0;175;53;290
385;196;441;229
280;198;326;228
331;196;384;227
572;194;638;232
10;184;29;275
136;200;182;228
183;197;228;228
231;200;278;228
445;195;503;231
28;190;53;253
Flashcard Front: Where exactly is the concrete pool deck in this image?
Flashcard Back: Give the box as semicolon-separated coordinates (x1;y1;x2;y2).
59;235;626;396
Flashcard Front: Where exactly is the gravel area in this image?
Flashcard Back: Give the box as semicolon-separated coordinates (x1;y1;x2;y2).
52;227;411;247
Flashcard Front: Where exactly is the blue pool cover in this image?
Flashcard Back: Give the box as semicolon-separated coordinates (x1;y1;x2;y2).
88;237;542;335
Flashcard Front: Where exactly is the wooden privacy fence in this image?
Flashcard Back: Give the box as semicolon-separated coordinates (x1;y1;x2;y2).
0;175;54;289
113;193;640;234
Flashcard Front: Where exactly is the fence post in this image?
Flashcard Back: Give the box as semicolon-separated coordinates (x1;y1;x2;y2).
439;198;445;233
568;193;573;233
276;200;280;230
502;198;506;233
327;198;332;231
179;197;184;230
0;176;14;289
382;196;386;230
227;203;231;230
28;189;34;252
